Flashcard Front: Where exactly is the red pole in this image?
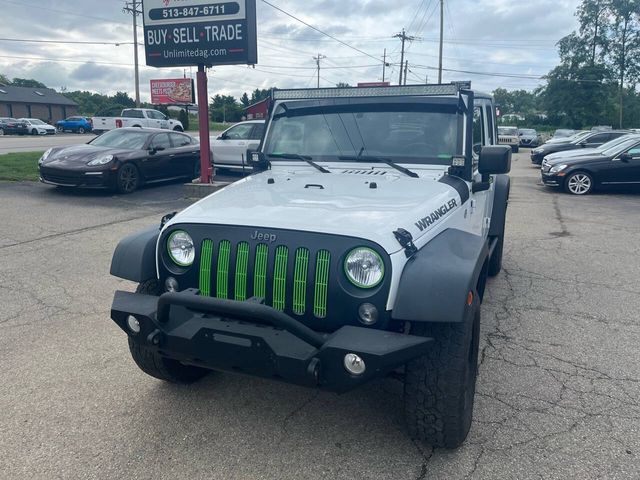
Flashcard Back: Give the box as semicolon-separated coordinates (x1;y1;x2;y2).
196;64;212;183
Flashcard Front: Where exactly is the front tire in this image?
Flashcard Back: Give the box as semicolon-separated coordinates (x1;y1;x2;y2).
404;304;481;449
565;171;594;195
116;163;140;194
78;127;85;134
127;279;210;384
31;128;38;135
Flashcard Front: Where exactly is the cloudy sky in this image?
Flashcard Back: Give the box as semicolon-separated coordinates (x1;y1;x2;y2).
0;0;581;101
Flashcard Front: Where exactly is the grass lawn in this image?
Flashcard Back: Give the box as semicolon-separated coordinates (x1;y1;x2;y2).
0;151;44;181
187;122;234;132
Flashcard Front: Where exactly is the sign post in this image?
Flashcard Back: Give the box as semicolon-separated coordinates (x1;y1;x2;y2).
142;0;257;183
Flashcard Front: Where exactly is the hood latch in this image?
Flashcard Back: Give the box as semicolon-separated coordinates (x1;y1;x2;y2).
393;228;418;258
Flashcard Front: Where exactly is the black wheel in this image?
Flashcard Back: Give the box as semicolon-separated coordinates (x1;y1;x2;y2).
116;163;140;194
31;128;38;135
127;279;210;384
404;303;481;449
78;127;85;134
564;171;594;195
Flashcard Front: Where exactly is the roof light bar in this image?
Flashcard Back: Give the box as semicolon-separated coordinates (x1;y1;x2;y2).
272;82;471;101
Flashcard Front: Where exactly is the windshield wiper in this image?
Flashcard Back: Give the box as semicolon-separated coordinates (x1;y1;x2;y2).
338;155;419;178
267;153;331;173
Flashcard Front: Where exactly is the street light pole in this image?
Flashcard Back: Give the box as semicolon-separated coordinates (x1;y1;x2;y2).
123;0;142;107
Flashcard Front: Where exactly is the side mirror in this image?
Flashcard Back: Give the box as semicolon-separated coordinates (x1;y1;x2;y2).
479;146;511;175
247;150;269;172
620;153;632;163
219;133;229;140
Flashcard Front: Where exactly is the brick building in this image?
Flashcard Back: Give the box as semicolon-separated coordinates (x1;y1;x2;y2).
0;85;78;122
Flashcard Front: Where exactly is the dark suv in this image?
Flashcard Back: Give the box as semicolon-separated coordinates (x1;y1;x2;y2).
531;130;631;164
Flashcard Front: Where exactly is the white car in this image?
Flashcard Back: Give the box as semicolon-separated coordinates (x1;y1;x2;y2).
20;118;57;135
210;120;265;171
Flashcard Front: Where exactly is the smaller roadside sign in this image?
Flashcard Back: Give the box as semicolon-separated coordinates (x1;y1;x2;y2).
150;78;195;104
142;0;257;68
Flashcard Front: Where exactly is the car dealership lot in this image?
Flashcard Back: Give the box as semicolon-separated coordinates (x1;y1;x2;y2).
0;153;639;479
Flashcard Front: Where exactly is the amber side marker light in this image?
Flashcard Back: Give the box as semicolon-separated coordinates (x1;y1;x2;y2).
467;291;474;306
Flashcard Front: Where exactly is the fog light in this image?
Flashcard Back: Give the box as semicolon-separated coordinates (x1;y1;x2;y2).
165;277;179;293
358;303;379;325
344;353;366;376
126;315;141;334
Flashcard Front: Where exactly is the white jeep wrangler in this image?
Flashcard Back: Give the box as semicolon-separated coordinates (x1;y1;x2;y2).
110;83;511;449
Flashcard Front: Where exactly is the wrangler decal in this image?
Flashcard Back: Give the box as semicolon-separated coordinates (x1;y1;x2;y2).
414;199;458;231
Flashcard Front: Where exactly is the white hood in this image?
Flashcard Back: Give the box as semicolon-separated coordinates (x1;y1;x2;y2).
167;165;466;254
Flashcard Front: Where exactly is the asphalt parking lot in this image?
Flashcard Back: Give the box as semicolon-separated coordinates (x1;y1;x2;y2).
1;153;639;479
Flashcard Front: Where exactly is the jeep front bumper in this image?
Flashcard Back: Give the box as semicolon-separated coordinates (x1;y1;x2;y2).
111;290;432;393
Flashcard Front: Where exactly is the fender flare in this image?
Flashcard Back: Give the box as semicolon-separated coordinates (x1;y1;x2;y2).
110;226;159;283
489;174;510;238
391;229;488;323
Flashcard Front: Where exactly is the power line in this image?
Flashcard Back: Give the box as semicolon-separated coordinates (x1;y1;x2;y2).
2;0;135;27
0;37;132;46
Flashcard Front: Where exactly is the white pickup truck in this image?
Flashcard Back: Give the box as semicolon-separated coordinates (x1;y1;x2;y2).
92;108;184;134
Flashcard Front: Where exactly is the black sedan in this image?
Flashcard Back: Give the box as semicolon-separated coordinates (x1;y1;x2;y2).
541;136;640;195
530;130;630;165
0;117;29;135
39;128;204;193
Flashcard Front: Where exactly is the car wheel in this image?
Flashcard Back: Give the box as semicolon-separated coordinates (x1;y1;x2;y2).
78;127;85;134
173;126;184;132
565;171;594;195
116;163;140;194
404;302;481;448
127;279;210;384
0;128;4;136
31;128;38;135
57;126;64;132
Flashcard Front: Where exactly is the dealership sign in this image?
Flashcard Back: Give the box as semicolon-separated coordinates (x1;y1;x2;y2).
150;78;195;104
142;0;257;68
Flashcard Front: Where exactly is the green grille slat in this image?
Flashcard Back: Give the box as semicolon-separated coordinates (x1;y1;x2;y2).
314;250;331;318
272;246;289;311
234;242;250;301
292;248;310;315
216;240;231;299
199;240;213;297
253;244;268;298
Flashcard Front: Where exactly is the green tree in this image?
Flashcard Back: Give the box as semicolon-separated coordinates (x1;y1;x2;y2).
240;92;250;107
249;89;270;104
336;82;351;88
0;74;9;85
209;94;243;123
11;77;47;88
112;91;135;108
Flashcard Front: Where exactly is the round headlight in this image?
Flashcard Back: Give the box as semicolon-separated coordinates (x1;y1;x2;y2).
344;248;384;288
167;231;195;267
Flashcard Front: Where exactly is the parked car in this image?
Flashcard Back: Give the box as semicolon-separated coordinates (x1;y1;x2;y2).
92;108;184;134
552;129;575;139
541;135;640;195
39;128;203;193
531;130;631;164
56;116;93;134
546;130;590;145
210;120;265;171
20;118;56;135
518;128;540;148
544;133;640;163
0;117;29;135
498;126;519;152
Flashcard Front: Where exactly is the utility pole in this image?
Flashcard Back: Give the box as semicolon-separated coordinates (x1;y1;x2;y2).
404;61;409;86
438;0;444;83
394;29;415;86
382;49;389;83
313;53;326;88
123;0;141;107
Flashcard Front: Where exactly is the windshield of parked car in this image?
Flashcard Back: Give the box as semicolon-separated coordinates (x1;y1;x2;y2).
568;131;591;142
264;103;462;165
554;129;574;137
519;129;536;135
25;119;45;125
602;137;640;157
90;129;151;150
499;127;518;136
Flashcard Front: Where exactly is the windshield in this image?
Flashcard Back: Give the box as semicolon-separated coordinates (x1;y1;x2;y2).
264;103;461;165
25;119;45;125
602;137;640;156
499;127;518;136
90;129;150;149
